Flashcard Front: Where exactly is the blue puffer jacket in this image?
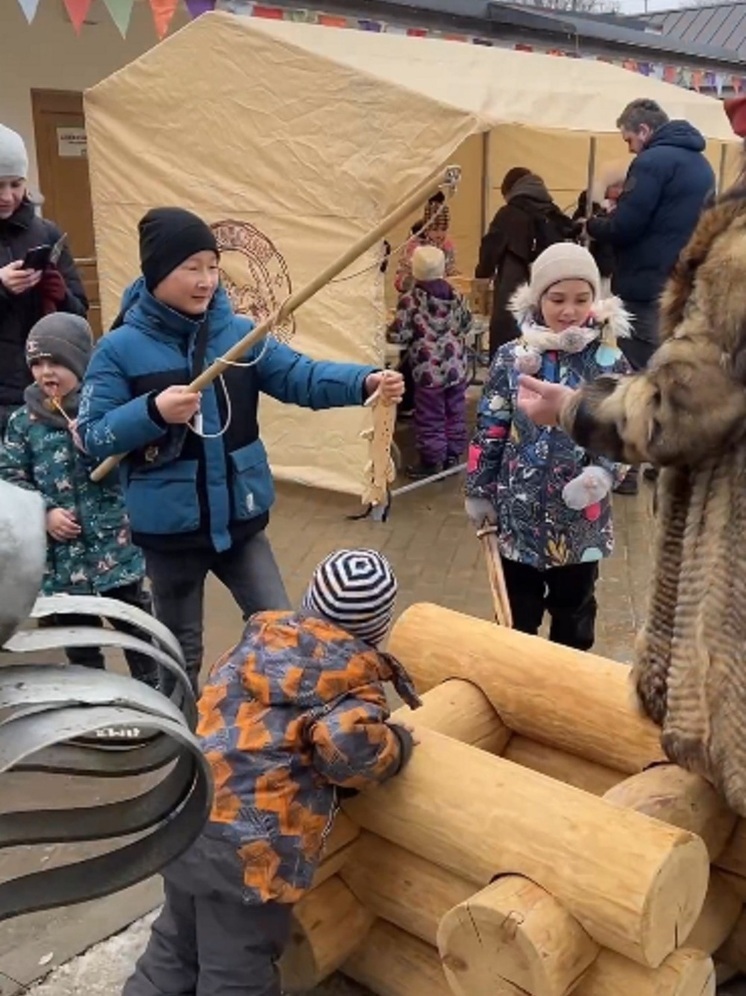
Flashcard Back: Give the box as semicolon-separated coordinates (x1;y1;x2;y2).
587;121;714;303
78;280;376;552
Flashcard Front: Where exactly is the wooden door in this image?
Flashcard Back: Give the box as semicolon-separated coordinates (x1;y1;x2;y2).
31;89;101;337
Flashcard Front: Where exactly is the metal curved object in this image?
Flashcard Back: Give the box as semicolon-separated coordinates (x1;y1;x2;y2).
0;591;214;922
5;625;195;728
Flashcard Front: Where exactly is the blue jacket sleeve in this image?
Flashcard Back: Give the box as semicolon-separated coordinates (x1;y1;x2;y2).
78;337;167;459
587;156;666;249
309;685;411;790
254;338;376;409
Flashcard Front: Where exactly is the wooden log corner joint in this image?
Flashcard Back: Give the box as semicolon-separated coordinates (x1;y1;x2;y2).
278;603;746;996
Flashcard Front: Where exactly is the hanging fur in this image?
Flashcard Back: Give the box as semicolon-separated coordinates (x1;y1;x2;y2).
559;191;746;815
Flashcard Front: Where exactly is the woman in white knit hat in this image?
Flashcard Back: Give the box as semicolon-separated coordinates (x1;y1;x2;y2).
464;242;631;651
0;124;87;435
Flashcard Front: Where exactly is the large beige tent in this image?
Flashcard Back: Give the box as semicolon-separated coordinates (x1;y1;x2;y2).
85;11;738;496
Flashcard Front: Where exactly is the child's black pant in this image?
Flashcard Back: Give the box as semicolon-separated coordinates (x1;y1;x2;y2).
501;559;599;651
123;880;292;996
37;581;158;686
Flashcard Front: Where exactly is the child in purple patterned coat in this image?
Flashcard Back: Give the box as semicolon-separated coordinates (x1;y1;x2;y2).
390;245;472;479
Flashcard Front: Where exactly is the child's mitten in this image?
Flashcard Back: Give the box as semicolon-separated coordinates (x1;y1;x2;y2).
562;467;613;510
465;496;498;529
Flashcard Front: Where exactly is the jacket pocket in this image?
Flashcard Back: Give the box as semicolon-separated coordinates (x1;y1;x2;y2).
229;440;275;521
126;460;200;535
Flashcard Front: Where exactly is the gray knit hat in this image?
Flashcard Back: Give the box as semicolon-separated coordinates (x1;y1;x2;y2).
302;549;398;648
0;125;28;179
26;314;94;381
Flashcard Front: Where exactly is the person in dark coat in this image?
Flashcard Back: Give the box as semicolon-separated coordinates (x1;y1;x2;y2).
572;162;628;292
476;168;576;358
0;125;88;435
586;99;714;373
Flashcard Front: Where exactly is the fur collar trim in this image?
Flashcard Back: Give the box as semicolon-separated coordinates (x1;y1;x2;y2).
508;283;632;345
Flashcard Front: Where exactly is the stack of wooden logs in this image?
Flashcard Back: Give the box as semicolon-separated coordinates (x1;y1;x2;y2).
280;603;746;996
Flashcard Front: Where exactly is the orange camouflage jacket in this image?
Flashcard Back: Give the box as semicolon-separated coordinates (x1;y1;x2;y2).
186;610;420;905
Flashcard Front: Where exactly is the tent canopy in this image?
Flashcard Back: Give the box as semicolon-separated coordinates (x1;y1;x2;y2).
85;12;737;496
249;16;737;140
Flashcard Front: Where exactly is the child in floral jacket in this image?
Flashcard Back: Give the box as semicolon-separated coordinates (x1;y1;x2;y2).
124;548;418;996
465;243;630;651
390;244;472;478
0;313;156;685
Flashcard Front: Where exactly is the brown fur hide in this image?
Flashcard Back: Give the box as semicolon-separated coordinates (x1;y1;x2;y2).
561;192;746;815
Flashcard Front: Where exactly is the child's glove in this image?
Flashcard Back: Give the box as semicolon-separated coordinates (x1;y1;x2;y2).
388;722;418;775
562;467;613;510
465;496;497;530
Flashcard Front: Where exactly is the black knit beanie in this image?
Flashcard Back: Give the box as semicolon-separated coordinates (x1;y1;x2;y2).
138;207;219;292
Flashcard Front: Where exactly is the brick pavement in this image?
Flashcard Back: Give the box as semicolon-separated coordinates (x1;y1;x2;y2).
203;422;657;673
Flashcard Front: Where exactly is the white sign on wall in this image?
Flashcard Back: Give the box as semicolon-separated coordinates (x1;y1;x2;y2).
57;127;87;158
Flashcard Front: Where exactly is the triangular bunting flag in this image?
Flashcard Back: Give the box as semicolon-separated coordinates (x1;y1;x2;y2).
185;0;216;17
63;0;93;33
148;0;179;38
103;0;135;36
16;0;41;22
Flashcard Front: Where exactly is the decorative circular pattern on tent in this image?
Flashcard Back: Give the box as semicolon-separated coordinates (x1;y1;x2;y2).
211;219;295;343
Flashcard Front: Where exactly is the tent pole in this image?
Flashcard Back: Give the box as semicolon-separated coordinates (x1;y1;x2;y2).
584;135;598;243
481;130;491;233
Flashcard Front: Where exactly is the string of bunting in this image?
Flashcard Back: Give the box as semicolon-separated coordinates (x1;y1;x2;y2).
14;0;746;92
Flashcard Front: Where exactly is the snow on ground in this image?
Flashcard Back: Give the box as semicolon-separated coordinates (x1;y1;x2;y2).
26;913;157;996
24;912;369;996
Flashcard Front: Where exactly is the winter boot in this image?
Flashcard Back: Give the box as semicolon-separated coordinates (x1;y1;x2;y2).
614;467;639;496
405;461;443;480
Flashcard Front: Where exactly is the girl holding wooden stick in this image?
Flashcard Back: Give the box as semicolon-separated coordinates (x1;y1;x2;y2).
77;207;403;692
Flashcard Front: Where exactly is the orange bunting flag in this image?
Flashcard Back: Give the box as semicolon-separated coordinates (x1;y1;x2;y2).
148;0;179;39
62;0;93;33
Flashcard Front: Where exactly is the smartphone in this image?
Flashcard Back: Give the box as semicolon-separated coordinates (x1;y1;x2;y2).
23;244;53;271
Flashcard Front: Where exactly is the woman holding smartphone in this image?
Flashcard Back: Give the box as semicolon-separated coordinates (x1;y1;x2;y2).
0;125;87;435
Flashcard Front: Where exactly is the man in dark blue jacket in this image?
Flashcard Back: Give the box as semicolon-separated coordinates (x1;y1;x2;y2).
587;99;714;372
78;207;403;692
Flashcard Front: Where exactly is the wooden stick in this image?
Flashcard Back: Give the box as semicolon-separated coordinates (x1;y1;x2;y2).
90;163;462;483
50;397;74;426
476;524;513;628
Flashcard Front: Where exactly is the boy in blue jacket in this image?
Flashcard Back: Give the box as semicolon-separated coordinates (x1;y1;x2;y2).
78;208;403;691
123;548;418;996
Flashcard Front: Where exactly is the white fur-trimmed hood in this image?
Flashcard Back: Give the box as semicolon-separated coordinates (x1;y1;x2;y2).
509;282;632;341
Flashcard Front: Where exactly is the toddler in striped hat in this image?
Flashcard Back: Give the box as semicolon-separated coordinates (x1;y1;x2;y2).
126;548;420;996
302;547;398;648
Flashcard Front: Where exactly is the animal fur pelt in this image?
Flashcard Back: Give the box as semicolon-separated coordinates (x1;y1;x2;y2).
560;191;746;815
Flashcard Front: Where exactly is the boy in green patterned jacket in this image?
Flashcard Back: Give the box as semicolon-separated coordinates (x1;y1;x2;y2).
0;312;157;685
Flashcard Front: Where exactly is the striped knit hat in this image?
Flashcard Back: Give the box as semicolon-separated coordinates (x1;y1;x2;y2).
302;549;397;647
